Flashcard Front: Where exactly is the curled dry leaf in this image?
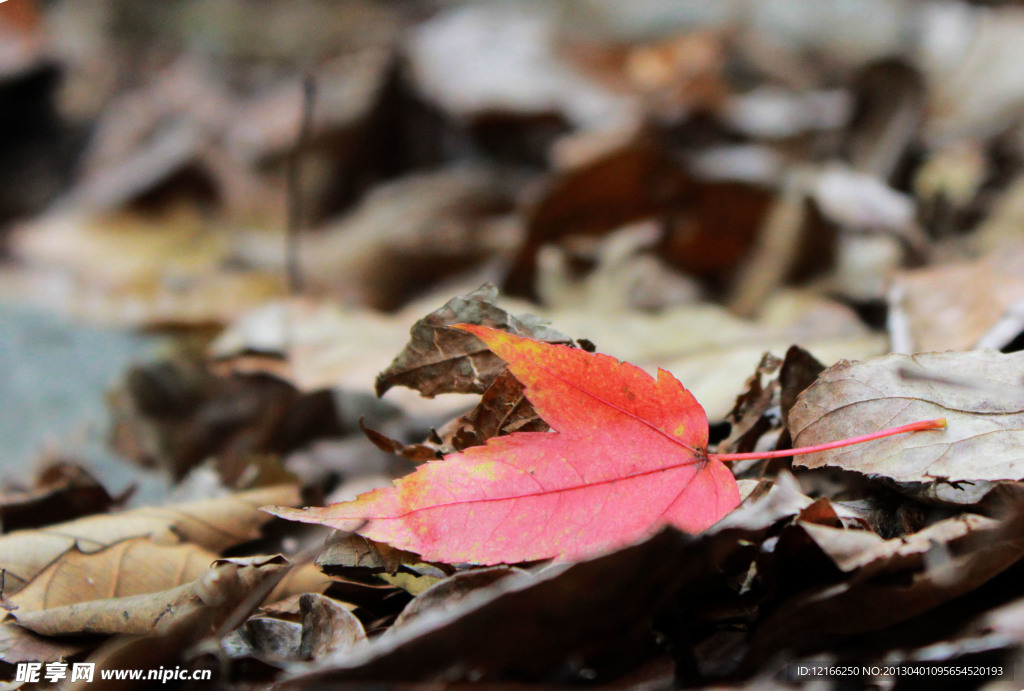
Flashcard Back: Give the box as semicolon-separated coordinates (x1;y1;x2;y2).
12;577;204;637
359;419;442;464
789;350;1024;483
375;283;568;398
0;484;298;594
715;351;781;456
64;557;291;691
5;538;215;614
242;617;304;661
111;355;340;482
315;532;422;576
10;555;290;637
298;592;367;661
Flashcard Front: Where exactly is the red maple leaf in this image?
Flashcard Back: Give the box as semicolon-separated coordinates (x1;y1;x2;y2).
265;325;944;564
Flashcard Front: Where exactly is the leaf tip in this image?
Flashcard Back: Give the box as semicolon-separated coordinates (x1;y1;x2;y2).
261;505;309;522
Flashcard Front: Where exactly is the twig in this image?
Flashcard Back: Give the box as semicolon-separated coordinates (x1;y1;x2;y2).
886;284;914;354
286;74;316;295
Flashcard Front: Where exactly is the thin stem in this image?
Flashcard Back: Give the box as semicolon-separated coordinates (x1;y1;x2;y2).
286;74;316;295
709;418;947;463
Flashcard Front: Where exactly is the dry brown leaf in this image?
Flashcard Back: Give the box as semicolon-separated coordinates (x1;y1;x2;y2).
715;352;781;456
440;368;548;452
316;533;422;577
110;355;338;481
264;562;335;607
801;513;992;575
891;244;1024;352
64;556;290;691
505;144;773;299
389;567;527;632
241;616;304;661
358;419;442;464
0;621;92;665
12;555;290;638
299;167;521;311
225;592;366;665
6;538;214;615
406;4;631;129
298;592;367;661
789;350;1024;483
375;284;568;398
277;529;694;685
13;575;197;637
0;462;116;532
0;484;298;594
4;208;287;327
742;506;1024;668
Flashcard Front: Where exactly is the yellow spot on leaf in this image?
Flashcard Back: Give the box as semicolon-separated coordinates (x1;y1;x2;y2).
468;462;499;481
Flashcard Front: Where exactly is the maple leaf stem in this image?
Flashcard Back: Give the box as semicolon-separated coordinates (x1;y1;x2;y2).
708;418;947;462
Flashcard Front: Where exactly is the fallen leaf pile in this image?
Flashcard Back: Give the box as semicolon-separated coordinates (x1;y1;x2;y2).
9;1;1024;688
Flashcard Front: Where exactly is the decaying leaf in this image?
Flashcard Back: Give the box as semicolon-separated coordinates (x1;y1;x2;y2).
269;326;739;564
789;350;1024;483
0;484;298;594
375;283;568;398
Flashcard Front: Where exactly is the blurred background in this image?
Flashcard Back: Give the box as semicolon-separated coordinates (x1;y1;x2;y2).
2;0;1024;501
